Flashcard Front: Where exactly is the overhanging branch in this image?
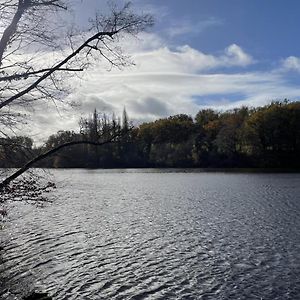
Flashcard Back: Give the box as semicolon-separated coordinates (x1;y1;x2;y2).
0;132;120;189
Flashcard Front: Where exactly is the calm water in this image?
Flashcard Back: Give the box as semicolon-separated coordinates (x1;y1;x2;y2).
1;169;300;299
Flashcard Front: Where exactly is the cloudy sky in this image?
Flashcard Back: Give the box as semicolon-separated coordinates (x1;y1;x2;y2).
28;0;300;141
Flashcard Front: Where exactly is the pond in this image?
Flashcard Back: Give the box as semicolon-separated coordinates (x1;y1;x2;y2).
1;169;300;299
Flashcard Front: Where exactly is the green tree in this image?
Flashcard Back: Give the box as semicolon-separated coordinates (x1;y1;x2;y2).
243;101;300;167
195;109;219;127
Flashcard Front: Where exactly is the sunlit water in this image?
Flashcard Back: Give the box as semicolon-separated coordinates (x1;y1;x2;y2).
1;169;300;299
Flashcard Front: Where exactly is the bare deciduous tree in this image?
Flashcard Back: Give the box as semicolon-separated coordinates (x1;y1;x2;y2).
0;0;153;194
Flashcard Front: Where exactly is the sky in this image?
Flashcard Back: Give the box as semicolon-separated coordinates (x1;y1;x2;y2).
26;0;300;141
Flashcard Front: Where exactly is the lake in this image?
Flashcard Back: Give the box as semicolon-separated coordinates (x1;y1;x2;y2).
1;169;300;299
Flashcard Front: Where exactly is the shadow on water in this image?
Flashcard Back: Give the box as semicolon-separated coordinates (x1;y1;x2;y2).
0;244;26;299
0;246;52;299
1;214;52;300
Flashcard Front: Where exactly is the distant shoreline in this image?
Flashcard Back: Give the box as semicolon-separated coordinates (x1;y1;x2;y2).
3;167;299;173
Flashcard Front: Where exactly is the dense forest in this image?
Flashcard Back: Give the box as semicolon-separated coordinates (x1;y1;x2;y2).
1;101;300;169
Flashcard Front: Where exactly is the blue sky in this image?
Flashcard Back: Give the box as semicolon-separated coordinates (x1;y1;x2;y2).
29;0;300;139
74;0;300;60
150;0;300;58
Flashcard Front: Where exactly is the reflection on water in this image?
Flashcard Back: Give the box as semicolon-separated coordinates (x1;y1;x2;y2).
1;169;300;299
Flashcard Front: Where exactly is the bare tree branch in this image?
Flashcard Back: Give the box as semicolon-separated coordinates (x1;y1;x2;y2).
0;30;117;109
0;67;84;82
0;132;120;189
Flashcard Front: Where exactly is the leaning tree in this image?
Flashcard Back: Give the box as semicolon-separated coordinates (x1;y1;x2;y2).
0;0;153;199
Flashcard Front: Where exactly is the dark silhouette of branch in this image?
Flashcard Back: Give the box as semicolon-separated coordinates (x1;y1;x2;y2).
0;133;120;189
0;30;117;110
0;67;84;82
0;2;153;110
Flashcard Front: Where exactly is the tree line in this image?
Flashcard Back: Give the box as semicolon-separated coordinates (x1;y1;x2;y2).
1;100;300;169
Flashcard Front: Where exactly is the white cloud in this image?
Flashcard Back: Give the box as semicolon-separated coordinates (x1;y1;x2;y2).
281;56;300;72
224;44;254;67
75;70;294;118
13;33;300;143
165;17;223;38
125;42;253;74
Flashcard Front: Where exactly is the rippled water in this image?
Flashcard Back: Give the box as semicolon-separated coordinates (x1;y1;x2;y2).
1;169;300;299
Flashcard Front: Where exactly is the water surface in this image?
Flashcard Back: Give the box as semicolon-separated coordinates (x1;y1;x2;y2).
1;169;300;299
